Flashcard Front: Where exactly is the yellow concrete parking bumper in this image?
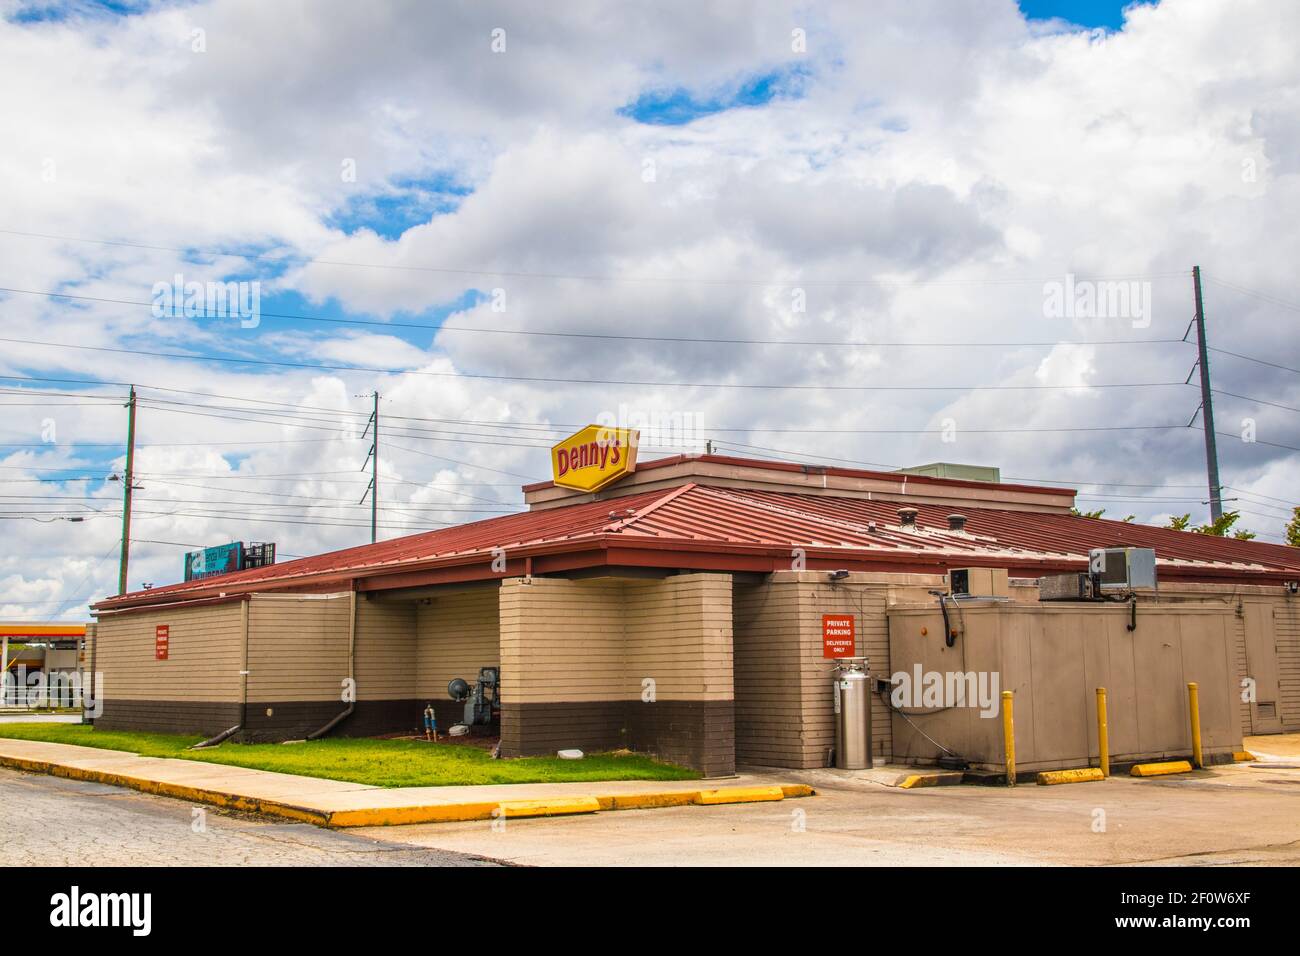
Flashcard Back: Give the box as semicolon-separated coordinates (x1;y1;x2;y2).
1037;768;1105;786
695;785;786;805
1130;760;1194;777
897;772;963;789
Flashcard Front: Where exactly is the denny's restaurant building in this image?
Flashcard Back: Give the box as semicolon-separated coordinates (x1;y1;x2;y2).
90;443;1300;777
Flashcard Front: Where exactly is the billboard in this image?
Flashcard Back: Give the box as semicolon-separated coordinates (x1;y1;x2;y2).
183;542;276;582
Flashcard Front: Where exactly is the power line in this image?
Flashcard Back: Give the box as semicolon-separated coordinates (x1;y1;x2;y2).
6;369;1295;428
1203;274;1300;313
1213;431;1300;453
1207;347;1300;376
0;284;1190;349
1225;486;1299;508
129;396;1206;443
0;438;356;448
1211;389;1300;413
0;335;1196;392
0;228;1190;286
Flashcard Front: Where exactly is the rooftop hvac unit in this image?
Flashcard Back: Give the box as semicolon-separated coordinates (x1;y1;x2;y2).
1088;547;1157;591
949;567;1009;598
1039;572;1098;602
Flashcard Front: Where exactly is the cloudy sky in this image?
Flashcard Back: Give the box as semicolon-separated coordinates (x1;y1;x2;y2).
1;0;1296;619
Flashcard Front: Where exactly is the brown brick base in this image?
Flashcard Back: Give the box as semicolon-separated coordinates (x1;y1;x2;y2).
500;699;735;776
629;699;735;777
95;699;241;737
94;698;454;741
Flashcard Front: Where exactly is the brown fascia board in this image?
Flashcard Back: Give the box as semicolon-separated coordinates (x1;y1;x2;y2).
91;592;252;618
523;456;1076;513
92;521;1288;613
90;536;615;610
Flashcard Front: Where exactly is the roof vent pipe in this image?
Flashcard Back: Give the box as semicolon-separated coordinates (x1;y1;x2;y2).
947;514;967;532
898;508;919;527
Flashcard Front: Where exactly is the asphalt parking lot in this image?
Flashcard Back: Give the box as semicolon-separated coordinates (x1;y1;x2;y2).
3;736;1297;868
349;740;1300;867
0;769;495;867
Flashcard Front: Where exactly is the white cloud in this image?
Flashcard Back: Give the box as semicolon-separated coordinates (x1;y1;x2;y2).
0;0;1296;617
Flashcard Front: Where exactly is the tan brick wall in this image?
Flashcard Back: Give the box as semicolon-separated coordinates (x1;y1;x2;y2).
1279;597;1300;731
355;597;417;701
624;574;733;702
416;586;500;698
246;594;351;703
732;571;944;768
498;575;732;705
93;601;244;703
499;578;625;705
733;578;806;767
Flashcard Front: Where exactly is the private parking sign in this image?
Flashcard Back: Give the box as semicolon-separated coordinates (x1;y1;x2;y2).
822;614;855;659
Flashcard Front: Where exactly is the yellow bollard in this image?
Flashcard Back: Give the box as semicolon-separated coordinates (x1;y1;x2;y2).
1188;682;1203;769
1096;687;1109;777
1002;690;1016;787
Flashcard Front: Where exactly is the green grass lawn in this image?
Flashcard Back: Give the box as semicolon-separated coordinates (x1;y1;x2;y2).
0;723;698;788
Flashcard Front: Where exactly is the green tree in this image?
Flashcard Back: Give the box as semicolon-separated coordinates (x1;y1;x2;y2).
1168;510;1255;540
1071;508;1135;521
1285;506;1300;548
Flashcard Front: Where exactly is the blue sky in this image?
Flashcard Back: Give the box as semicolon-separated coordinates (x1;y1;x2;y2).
1018;0;1145;30
327;173;472;240
621;65;809;126
2;0;1296;619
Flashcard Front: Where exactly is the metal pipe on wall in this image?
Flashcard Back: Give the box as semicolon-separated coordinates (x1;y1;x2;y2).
307;589;358;740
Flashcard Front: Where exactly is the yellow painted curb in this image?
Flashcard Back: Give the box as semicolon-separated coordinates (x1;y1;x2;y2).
499;796;601;818
1233;751;1256;763
0;753;330;825
2;752;817;826
1130;760;1194;777
694;785;785;805
1037;768;1105;786
328;802;502;827
597;791;697;811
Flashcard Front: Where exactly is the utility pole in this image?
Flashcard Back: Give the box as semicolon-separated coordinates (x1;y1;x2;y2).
360;391;379;543
118;385;137;594
1191;266;1222;521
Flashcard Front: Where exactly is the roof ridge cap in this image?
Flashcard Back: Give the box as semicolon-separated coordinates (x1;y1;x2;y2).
604;482;698;532
700;485;891;540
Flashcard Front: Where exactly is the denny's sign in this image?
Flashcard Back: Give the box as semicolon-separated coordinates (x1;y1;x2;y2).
551;425;639;493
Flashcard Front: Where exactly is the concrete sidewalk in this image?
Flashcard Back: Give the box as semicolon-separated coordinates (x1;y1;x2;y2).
0;738;813;827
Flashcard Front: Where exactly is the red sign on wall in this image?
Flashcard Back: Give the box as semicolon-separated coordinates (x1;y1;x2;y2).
822;614;855;659
155;624;169;661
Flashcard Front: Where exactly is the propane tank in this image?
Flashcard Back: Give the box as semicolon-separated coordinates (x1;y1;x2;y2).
833;658;872;770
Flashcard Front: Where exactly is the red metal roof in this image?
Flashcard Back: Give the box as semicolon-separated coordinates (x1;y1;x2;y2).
96;470;1300;611
521;452;1077;497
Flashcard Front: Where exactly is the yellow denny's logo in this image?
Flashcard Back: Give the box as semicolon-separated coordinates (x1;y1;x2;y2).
551;425;639;492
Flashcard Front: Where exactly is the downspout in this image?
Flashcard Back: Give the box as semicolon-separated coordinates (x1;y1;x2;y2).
85;624;97;724
307;589;357;740
191;596;249;750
